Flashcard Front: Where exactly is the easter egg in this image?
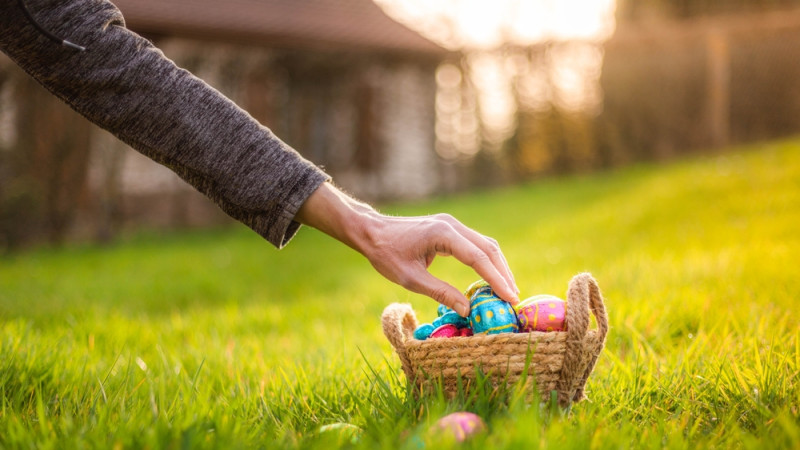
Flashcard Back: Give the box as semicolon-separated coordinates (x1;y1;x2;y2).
463;279;491;300
433;310;470;329
414;323;435;340
318;422;362;444
430;324;459;338
433;412;486;442
468;283;519;335
458;327;473;337
515;295;567;332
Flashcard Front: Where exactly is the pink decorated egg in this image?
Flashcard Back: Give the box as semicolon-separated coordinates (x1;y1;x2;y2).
458;327;473;337
433;412;486;442
430;324;459;338
515;295;567;332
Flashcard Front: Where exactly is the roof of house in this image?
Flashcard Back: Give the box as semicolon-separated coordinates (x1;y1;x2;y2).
112;0;447;55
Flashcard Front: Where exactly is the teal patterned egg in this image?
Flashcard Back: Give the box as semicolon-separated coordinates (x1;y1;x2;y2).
433;310;470;329
414;323;435;340
468;284;519;335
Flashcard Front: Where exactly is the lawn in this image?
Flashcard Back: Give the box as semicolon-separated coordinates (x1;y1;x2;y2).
1;139;799;449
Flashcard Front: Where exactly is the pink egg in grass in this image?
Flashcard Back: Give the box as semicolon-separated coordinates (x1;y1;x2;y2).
433;412;487;442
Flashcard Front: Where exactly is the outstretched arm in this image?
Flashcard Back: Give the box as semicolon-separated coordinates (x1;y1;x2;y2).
1;0;518;311
296;182;520;315
0;0;328;248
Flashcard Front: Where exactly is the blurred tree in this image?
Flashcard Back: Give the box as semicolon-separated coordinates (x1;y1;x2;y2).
507;108;598;178
618;0;800;21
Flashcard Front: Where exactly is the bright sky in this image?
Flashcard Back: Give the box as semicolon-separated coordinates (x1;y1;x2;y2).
374;0;617;49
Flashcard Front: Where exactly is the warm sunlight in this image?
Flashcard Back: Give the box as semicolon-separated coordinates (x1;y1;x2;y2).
374;0;616;49
375;0;617;158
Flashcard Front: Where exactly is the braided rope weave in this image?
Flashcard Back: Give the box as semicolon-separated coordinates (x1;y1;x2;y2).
382;273;608;407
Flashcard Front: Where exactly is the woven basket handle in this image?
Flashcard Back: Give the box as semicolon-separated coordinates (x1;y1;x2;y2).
566;272;608;341
381;303;419;378
557;272;608;406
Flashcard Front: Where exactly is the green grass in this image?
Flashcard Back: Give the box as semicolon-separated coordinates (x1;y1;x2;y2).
1;138;799;449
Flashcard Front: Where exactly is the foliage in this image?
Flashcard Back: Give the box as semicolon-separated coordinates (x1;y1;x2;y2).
1;139;798;448
618;0;800;20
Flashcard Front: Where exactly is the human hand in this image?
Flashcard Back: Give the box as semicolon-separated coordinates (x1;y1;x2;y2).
295;183;519;316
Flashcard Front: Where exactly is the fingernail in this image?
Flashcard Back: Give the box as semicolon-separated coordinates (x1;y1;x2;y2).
455;302;469;317
506;284;520;304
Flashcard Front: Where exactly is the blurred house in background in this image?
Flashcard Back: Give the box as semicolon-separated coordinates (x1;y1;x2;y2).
0;0;448;248
4;0;800;250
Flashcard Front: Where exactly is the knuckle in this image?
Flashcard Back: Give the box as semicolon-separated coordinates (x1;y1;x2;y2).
425;219;452;238
434;213;456;223
429;286;452;305
484;241;502;259
470;249;491;266
394;268;416;290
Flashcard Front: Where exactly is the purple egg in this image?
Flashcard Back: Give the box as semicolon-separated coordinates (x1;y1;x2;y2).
433;412;486;442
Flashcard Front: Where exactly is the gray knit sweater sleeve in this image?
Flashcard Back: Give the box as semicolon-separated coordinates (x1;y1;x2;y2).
0;0;330;248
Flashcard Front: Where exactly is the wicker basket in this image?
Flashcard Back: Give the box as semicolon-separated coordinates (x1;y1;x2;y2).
381;273;608;407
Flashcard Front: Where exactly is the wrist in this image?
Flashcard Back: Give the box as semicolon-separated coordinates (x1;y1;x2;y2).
344;206;384;256
295;182;382;254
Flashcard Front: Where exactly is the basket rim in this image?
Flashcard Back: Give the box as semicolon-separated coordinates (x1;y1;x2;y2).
404;328;603;348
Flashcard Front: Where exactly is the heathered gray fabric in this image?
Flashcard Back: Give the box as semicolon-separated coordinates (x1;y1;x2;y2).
0;0;330;248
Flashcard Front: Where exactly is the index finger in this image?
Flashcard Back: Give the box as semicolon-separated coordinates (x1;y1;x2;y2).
435;225;520;305
435;215;518;296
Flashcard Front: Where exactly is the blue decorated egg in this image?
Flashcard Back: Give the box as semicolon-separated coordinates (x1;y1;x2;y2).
467;282;519;335
464;279;491;300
